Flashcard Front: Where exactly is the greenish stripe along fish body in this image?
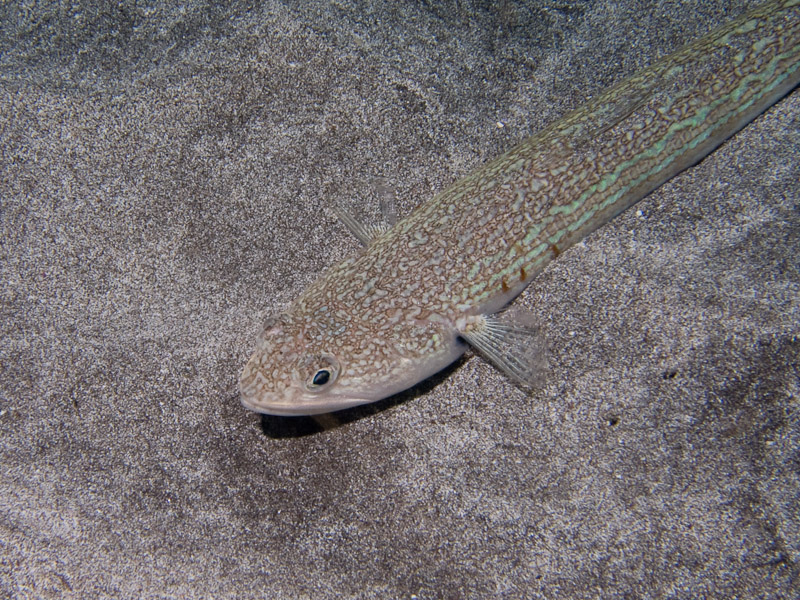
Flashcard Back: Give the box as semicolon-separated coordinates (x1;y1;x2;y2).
241;0;800;416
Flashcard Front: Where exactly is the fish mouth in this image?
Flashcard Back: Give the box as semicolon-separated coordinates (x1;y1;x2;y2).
239;387;373;416
239;368;374;416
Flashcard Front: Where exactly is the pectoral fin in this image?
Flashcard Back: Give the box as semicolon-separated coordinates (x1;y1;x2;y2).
333;178;398;246
333;204;391;246
459;307;548;388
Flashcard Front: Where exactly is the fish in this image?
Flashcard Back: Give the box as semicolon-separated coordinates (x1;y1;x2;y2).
240;0;800;416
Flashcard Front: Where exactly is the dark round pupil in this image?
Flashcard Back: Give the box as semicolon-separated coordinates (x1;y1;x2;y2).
312;370;330;386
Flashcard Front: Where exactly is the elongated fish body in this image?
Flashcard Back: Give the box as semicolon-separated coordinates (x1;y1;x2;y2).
241;0;800;416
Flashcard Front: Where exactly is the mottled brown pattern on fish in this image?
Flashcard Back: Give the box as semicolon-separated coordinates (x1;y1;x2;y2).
240;0;800;415
293;0;799;367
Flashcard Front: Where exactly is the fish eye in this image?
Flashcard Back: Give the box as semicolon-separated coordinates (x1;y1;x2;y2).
300;354;340;392
311;369;330;386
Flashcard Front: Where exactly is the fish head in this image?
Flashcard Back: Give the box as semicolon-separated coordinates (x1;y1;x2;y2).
239;309;465;416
